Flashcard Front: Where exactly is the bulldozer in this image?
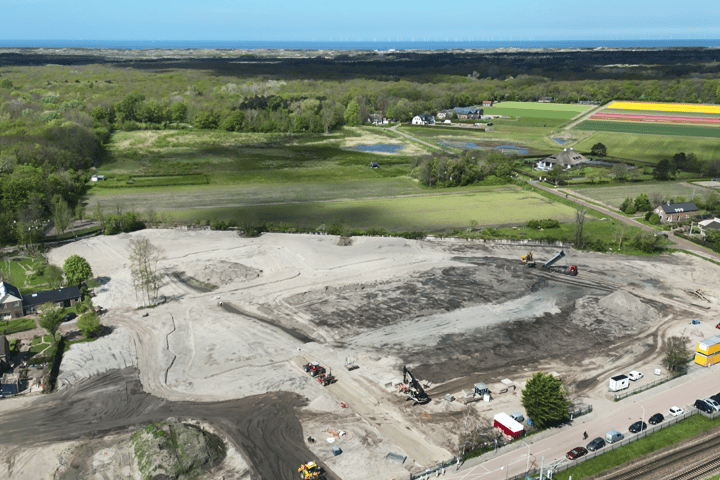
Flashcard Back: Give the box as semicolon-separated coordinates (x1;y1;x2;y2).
298;461;324;479
521;251;536;267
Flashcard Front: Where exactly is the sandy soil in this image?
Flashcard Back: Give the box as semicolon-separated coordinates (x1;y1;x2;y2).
0;230;712;480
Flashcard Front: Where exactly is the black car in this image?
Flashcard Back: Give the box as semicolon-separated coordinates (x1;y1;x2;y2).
629;421;648;433
695;399;713;413
648;413;664;425
711;394;720;404
61;312;77;322
586;437;605;451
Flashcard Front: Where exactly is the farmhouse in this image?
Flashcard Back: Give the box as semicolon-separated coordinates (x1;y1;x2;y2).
539;96;553;103
456;109;484;120
482;100;493;107
367;113;388;125
436;109;454;119
0;282;23;320
22;286;82;314
411;114;435;125
653;202;698;223
536;148;589;171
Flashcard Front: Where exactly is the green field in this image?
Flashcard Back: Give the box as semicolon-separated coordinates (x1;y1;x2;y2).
92;174;209;188
572;131;720;164
162;186;578;231
574;120;720;138
492;102;592;112
570;182;702;208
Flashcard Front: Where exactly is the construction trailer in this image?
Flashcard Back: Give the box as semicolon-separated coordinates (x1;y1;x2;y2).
608;374;629;392
493;412;525;440
695;336;720;366
541;250;578;276
474;382;490;396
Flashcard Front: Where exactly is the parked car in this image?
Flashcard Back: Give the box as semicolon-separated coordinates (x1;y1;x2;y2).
716;322;720;329
648;413;664;425
669;406;684;416
629;421;648;433
586;437;605;452
703;398;720;412
694;399;713;414
605;431;624;443
566;447;588;460
61;312;77;322
710;394;720;405
628;371;643;381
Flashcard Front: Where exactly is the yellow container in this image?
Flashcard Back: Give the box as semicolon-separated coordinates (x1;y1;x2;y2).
696;336;720;356
695;351;720;367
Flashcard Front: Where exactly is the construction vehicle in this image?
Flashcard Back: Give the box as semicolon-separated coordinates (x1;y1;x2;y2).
317;372;336;386
344;356;359;371
541;250;578;276
402;366;430;405
521;251;536;267
298;461;324;479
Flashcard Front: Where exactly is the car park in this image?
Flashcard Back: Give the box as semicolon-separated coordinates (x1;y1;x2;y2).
648;413;664;425
61;313;77;322
694;399;714;414
629;421;647;433
586;437;605;451
669;406;684;416
628;371;643;381
703;398;720;412
566;447;588;460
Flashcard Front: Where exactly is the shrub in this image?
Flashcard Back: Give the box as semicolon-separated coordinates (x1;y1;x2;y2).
624;203;637;214
648;213;661;225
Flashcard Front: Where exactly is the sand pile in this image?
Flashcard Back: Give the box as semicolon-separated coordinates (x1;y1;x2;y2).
181;259;260;287
598;290;657;320
307;394;343;413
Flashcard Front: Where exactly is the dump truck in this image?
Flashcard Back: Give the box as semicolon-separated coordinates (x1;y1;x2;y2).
541;250;578;276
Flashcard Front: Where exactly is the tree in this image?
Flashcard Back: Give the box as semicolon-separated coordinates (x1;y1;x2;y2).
170;102;188;122
590;143;607;157
662;336;694;372
610;163;629;182
52;196;71;235
46;264;64;288
344;99;361;126
194;109;220;129
39;303;63;337
634;193;652;212
63;255;93;286
547;164;566;185
574;207;586;248
76;311;101;338
129;237;163;306
654;159;672;180
521;372;570;429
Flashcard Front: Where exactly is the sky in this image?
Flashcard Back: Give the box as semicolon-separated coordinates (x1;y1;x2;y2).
2;0;720;42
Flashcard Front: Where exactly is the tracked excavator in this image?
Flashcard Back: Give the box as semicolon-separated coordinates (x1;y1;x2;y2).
521;251;536;267
401;366;430;405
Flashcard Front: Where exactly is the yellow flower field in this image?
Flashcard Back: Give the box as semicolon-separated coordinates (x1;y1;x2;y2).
608;101;720;114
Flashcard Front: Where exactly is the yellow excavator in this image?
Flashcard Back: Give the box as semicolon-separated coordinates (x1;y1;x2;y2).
521;251;536;267
299;461;324;479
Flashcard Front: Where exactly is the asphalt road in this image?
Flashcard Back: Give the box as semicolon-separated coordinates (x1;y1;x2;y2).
0;368;340;480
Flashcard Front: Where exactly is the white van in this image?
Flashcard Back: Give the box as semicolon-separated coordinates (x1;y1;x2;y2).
605;431;624;444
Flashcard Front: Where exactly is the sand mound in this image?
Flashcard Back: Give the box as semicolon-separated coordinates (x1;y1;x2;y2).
599;290;656;318
182;259;261;287
307;394;342;413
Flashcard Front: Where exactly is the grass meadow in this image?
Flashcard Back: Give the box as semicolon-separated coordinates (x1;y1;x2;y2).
160;186;579;231
569;182;703;208
573;119;720;138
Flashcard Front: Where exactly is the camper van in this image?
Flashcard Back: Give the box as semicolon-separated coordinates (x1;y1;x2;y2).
608;374;629;392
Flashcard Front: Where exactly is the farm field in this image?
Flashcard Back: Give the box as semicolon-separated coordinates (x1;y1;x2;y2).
161;186;579;231
569;182;703;208
573;119;720;138
607;101;720;114
483;101;592;119
572;131;720;164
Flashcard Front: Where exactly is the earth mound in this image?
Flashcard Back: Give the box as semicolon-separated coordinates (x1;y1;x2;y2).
598;290;657;319
182;259;260;287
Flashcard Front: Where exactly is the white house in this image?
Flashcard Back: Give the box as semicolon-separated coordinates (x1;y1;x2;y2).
411;114;435;125
536;148;589;171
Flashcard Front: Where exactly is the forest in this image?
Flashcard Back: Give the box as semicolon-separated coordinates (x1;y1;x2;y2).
2;47;720;245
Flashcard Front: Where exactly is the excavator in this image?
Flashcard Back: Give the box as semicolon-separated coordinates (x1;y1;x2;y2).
401;366;430;405
298;461;325;479
521;251;536;267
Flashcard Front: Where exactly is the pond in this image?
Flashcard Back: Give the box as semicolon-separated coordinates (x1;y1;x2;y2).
553;138;569;145
437;140;483;149
494;145;528;155
351;144;404;153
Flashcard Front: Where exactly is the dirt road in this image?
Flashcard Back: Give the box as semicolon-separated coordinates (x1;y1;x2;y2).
0;368;339;480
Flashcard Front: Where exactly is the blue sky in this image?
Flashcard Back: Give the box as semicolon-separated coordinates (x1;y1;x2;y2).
2;0;719;41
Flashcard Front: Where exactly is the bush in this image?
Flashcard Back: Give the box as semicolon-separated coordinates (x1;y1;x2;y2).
624;203;637;214
648;213;661;225
526;219;560;229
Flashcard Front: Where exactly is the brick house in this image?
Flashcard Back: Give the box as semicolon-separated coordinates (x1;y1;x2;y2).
653;202;698;223
0;282;24;320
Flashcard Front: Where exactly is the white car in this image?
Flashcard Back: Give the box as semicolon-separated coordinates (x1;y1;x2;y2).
628;371;643;381
703;398;720;412
669;406;684;416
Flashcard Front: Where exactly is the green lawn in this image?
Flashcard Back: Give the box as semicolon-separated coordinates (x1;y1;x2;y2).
164;186;578;231
569;182;703;209
574;120;720;138
553;414;720;480
572;131;720;164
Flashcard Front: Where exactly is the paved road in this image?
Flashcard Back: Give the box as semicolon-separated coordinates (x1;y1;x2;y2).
563;102;611;131
446;365;720;480
531;180;720;263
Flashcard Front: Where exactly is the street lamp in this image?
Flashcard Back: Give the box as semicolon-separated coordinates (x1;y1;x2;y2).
522;440;532;472
641;405;645;430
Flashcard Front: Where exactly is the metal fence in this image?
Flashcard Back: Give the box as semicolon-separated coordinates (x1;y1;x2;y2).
613;371;687;401
505;408;720;480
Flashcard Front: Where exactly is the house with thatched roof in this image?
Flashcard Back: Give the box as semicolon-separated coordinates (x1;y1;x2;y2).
536;148;590;171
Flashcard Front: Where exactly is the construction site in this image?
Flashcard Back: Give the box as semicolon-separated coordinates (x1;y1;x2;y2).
1;230;719;480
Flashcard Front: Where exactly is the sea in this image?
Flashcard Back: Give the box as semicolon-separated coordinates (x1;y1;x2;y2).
2;39;720;50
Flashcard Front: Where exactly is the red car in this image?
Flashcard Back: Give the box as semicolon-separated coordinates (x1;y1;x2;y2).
566;447;588;460
715;323;720;329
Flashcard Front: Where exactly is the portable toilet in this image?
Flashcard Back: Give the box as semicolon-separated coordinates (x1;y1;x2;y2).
474;383;489;396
